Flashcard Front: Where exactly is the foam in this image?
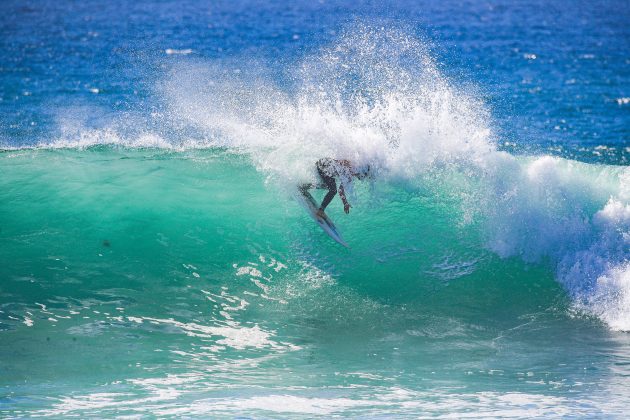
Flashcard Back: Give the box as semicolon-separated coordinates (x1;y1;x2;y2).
44;387;620;418
165;48;193;55
139;317;299;351
481;155;629;329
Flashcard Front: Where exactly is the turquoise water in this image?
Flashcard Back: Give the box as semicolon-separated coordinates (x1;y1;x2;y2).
1;147;629;417
1;0;630;417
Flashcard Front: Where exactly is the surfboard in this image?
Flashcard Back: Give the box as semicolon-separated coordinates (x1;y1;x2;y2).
296;190;349;248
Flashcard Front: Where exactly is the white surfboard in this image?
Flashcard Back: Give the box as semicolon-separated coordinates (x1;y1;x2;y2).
296;190;349;248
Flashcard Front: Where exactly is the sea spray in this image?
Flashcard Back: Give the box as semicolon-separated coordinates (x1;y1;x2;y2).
163;25;495;186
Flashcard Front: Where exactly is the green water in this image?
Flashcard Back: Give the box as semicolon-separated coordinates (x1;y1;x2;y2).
1;148;629;417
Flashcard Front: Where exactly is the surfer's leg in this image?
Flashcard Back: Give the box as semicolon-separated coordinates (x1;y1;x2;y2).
317;174;337;211
317;163;338;211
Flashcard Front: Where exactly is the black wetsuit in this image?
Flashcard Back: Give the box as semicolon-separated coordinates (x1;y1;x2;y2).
315;158;338;211
299;158;342;211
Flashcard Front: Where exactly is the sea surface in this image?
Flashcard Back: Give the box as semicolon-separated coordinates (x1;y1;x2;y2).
1;0;629;418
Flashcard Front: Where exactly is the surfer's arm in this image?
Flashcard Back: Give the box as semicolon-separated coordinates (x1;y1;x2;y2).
338;184;351;214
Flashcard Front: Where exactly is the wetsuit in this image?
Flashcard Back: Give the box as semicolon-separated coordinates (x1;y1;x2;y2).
315;158;339;211
299;158;353;212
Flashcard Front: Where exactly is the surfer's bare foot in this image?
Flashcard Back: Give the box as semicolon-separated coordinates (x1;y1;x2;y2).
316;209;325;219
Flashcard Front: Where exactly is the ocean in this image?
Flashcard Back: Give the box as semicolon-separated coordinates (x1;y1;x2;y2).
1;0;629;417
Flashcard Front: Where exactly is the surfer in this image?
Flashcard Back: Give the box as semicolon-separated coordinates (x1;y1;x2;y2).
300;158;371;218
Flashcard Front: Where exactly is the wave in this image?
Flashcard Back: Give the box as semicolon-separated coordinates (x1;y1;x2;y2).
2;25;628;330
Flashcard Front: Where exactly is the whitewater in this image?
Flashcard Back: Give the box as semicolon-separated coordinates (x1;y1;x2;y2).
1;4;629;418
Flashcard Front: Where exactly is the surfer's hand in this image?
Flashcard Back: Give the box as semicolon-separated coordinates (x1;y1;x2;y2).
344;203;351;214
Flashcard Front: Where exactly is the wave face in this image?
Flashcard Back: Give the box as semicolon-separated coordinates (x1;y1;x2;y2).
1;146;629;416
1;19;629;419
1;146;628;327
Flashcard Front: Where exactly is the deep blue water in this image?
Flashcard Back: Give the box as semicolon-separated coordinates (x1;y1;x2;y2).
2;0;629;160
